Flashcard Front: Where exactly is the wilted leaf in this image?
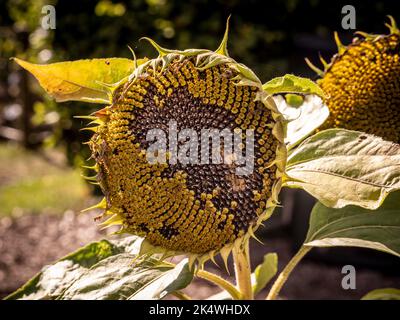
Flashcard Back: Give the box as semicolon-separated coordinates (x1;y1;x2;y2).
286;129;400;209
362;288;400;300
305;190;400;258
5;238;131;300
13;58;146;103
128;259;193;300
262;74;326;98
252;253;278;295
5;236;193;300
60;255;192;300
273;94;329;148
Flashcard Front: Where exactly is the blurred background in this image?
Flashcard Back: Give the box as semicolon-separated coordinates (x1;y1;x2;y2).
0;0;399;299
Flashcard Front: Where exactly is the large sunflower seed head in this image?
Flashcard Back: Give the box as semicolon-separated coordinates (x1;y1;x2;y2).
88;47;285;260
308;16;400;143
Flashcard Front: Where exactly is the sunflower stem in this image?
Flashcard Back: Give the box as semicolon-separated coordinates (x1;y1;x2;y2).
196;270;241;300
233;240;253;300
171;291;192;300
266;245;311;300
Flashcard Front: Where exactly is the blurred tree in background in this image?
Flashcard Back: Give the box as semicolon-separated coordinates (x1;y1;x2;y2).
0;0;398;169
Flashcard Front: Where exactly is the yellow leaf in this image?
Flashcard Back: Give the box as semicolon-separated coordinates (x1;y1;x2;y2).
13;57;147;104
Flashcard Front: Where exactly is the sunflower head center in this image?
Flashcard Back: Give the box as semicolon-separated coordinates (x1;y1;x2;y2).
91;57;279;254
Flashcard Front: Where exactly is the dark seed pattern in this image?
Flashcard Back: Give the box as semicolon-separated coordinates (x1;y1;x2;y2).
90;58;278;254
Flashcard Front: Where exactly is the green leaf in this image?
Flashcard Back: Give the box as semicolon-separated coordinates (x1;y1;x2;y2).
60;255;192;300
362;288;400;300
13;57;147;104
5;236;193;300
305;191;400;258
127;259;193;300
252;253;278;295
273;94;329;148
262;74;326;98
286;129;400;209
5;238;130;300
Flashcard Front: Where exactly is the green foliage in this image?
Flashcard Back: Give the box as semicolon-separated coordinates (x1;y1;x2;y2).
263;74;326;98
305;191;400;257
6;236;193;300
5;238;128;299
252;253;278;295
2;1;400;301
286;129;400;209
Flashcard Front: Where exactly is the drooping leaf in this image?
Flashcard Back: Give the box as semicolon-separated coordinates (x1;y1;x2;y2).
305;190;400;258
262;74;326;98
273;94;329;148
13;58;147;104
60;255;192;300
128;259;193;300
252;253;278;295
5;236;193;300
5;238;132;300
286;129;400;209
362;288;400;300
